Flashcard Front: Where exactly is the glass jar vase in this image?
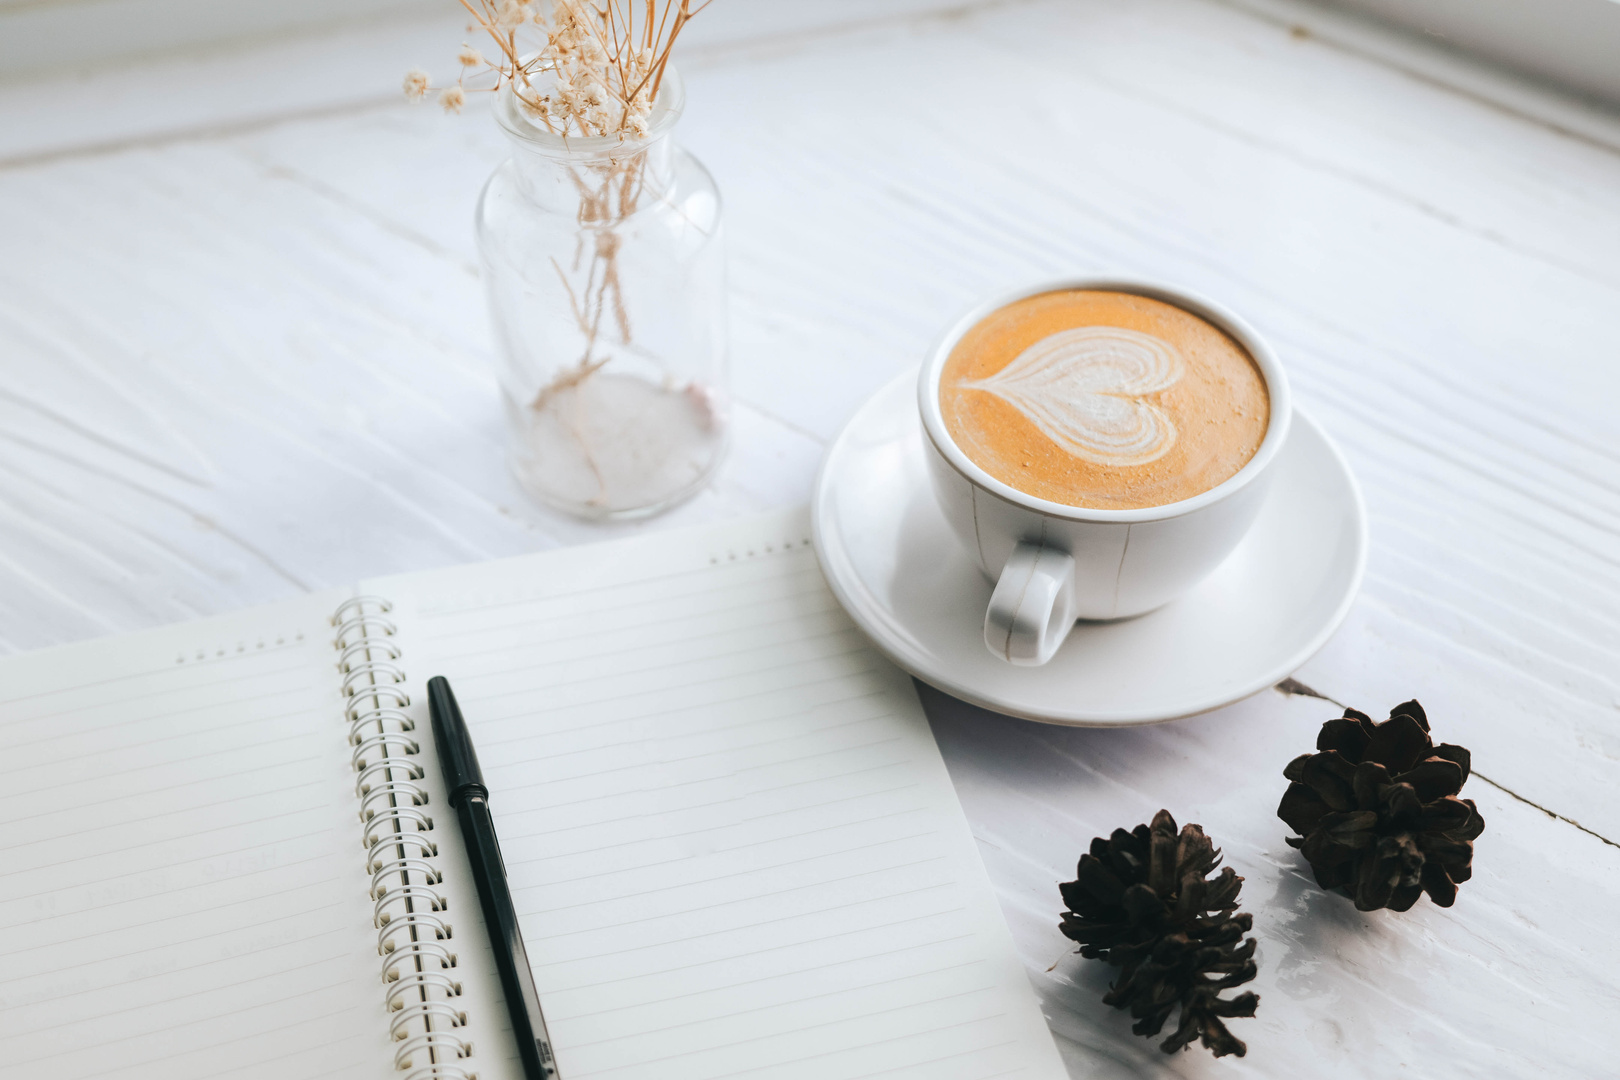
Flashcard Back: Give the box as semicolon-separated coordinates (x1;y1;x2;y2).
476;67;727;520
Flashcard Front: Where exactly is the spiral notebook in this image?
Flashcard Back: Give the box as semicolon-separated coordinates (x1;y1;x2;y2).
0;508;1067;1080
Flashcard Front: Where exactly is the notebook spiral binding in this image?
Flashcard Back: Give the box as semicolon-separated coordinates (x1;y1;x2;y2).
333;596;475;1080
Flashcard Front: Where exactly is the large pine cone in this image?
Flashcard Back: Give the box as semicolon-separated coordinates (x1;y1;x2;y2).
1058;810;1259;1058
1278;699;1484;911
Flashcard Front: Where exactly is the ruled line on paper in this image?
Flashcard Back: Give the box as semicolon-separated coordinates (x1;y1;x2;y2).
550;957;990;1029
470;644;872;718
492;709;896;787
0;696;322;780
68;1001;369;1080
534;882;958;971
472;654;881;732
419;599;827;678
501;750;915;857
701;1033;1016;1080
504;756;912;842
196;1027;381;1080
518;801;930;874
420;562;834;652
427;584;841;669
843;1052;1027;1080
11;926;353;1020
447;570;836;636
428;598;847;683
461;628;869;707
4;809;336;889
503;779;920;849
5;860;343;940
562;982;1001;1054
14;959;360;1055
503;756;916;830
523;852;951;921
424;565;835;666
0;891;345;972
417;549;821;621
3;770;328;870
571;1010;1012;1080
0;650;315;715
549;918;975;996
471;648;875;735
4;827;341;912
480;684;888;763
416;559;736;619
512;783;924;869
482;672;884;740
0;771;327;844
0;677;317;752
2;730;325;804
504;796;923;877
547;935;985;1026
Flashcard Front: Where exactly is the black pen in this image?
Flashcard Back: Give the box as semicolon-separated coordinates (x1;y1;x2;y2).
428;676;560;1080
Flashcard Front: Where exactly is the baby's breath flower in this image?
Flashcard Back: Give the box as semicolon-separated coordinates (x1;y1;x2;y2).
495;0;528;29
439;86;467;113
403;68;430;102
432;0;702;139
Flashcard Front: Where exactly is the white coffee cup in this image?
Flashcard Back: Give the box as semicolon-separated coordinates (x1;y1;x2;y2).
918;277;1292;666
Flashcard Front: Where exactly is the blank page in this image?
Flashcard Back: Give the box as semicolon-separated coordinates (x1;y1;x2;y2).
372;508;1067;1080
0;591;396;1080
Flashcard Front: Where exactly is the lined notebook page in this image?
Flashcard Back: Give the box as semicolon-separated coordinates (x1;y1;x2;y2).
0;592;396;1080
374;508;1067;1080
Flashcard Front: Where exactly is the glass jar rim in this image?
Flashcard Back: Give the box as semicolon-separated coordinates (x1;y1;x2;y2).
495;63;685;158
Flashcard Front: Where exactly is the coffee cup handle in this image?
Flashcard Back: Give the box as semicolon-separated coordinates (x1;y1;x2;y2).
984;541;1078;666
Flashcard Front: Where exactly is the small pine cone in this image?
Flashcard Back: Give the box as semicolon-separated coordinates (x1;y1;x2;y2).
1278;699;1485;912
1058;810;1259;1058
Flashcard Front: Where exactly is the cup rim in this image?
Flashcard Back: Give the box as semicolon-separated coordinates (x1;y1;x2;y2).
918;276;1293;524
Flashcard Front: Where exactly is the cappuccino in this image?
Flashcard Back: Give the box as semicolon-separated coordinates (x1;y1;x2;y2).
938;290;1269;510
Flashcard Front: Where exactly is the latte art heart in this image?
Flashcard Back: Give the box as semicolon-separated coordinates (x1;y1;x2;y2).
962;326;1186;466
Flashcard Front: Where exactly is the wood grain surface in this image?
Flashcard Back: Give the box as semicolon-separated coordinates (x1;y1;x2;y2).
1;0;1615;1075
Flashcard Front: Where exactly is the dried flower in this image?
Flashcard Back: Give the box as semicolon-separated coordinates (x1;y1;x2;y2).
494;0;530;29
439;86;467;113
403;68;430;102
404;0;706;139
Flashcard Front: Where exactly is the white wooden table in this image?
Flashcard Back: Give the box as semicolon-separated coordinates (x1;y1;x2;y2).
3;1;1616;1075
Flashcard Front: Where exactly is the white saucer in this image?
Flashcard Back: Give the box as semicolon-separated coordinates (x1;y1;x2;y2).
811;369;1367;726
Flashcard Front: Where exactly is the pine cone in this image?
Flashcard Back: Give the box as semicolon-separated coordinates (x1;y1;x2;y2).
1278;699;1484;911
1058;810;1259;1058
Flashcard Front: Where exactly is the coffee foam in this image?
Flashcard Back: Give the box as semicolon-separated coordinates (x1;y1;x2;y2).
939;290;1269;510
961;325;1185;466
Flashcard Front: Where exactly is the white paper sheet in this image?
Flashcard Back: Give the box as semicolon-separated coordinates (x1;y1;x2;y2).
376;508;1067;1080
0;591;395;1080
